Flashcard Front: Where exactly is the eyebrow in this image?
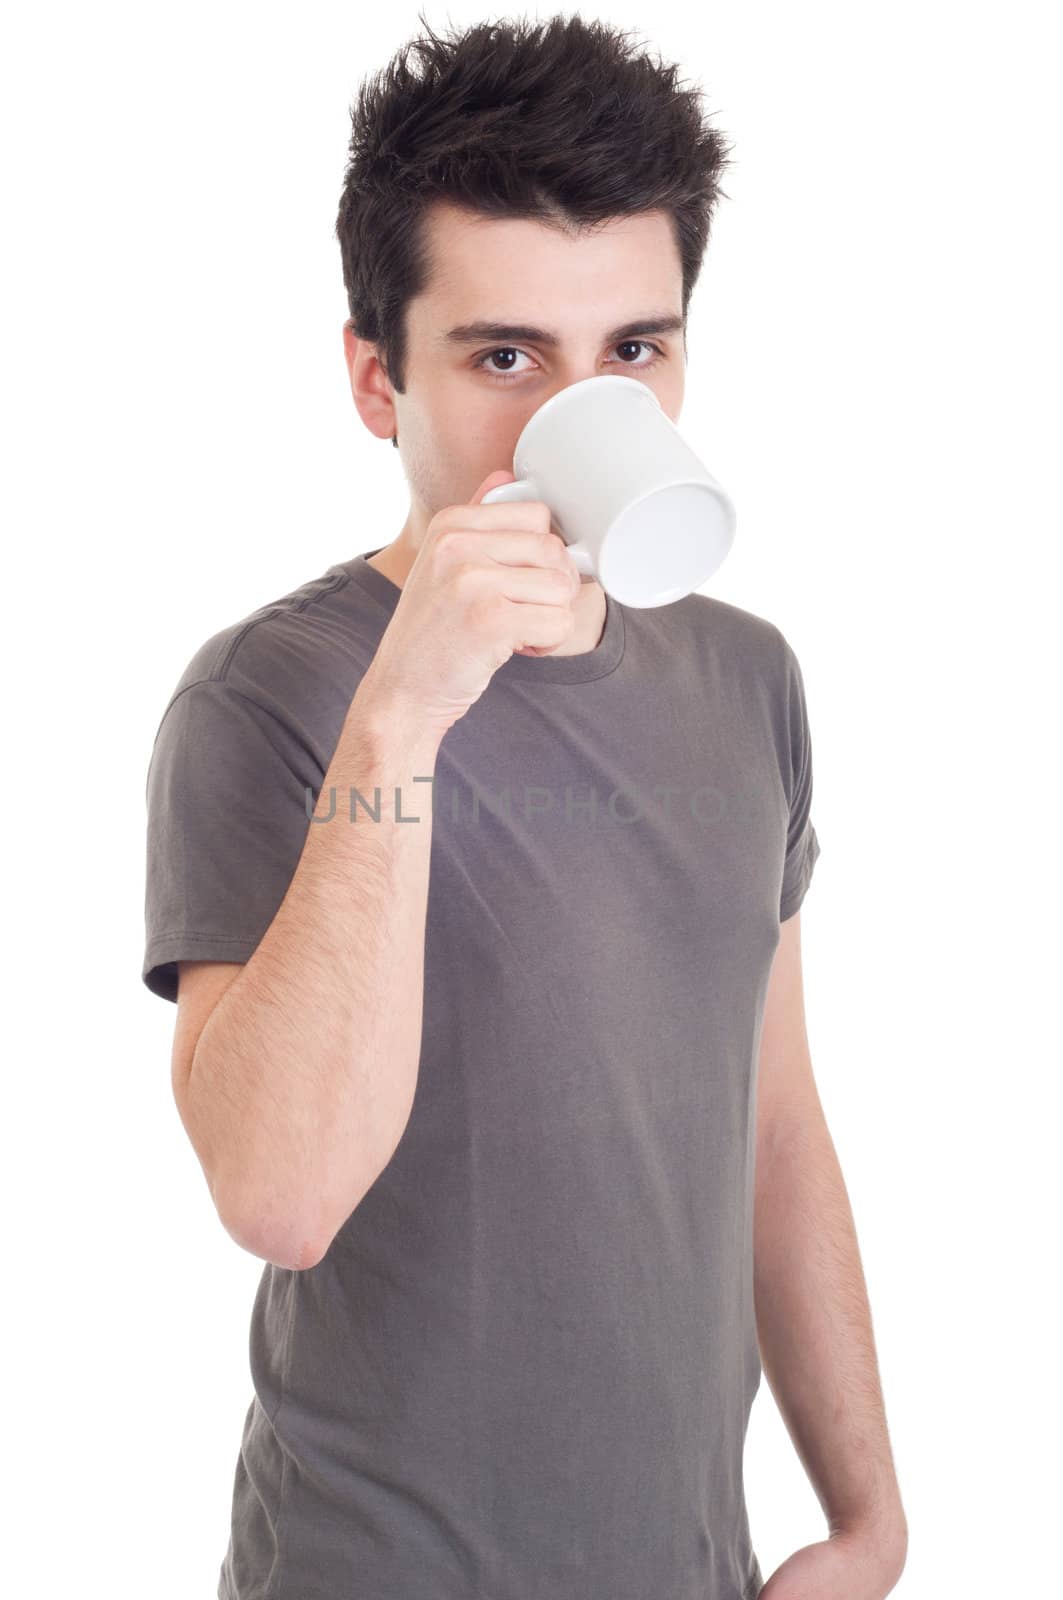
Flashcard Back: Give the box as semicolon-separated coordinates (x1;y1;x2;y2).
439;313;685;348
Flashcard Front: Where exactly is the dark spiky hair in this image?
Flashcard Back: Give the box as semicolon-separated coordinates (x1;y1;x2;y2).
335;12;735;445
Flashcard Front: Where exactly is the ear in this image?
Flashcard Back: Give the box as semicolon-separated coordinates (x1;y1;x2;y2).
343;320;397;444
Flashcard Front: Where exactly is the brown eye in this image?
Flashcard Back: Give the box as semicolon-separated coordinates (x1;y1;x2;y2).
473;340;665;385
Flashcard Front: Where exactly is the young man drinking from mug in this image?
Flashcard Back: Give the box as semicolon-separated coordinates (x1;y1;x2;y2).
142;13;907;1600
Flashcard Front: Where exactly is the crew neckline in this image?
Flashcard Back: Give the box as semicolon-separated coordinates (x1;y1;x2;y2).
339;549;626;685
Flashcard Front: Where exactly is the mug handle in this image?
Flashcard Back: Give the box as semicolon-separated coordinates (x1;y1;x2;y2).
481;479;596;578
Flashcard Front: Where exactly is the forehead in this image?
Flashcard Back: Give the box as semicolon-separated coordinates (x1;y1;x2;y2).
409;201;682;331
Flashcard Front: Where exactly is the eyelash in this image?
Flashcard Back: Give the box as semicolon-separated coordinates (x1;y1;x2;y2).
473;340;666;385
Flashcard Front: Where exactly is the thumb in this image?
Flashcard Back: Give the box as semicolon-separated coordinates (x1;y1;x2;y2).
468;468;517;505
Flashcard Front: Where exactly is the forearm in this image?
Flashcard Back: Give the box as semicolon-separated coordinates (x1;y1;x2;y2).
753;1105;907;1569
187;684;442;1269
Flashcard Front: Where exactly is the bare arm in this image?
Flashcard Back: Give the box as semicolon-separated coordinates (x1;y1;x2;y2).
170;481;582;1272
180;688;441;1272
753;912;908;1587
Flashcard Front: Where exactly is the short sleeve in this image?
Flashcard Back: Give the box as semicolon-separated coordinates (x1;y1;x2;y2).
779;644;822;921
142;678;320;1002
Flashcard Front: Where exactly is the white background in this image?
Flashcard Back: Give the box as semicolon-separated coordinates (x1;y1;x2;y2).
4;3;1058;1594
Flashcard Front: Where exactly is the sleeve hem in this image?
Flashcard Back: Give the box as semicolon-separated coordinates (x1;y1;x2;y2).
142;932;259;1003
779;826;821;922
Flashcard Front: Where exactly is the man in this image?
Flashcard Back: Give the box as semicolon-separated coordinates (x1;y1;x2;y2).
142;14;907;1600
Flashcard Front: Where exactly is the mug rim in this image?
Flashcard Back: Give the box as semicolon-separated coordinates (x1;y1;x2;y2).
598;476;736;605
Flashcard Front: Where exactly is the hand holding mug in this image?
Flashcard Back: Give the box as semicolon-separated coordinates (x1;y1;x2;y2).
482;374;736;607
357;471;582;740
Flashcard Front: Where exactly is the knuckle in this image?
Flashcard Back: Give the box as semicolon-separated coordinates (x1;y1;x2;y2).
434;523;468;556
429;506;459;536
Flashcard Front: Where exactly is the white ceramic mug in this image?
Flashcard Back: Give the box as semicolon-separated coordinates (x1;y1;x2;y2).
481;374;736;607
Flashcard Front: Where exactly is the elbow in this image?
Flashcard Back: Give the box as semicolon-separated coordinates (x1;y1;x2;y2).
215;1139;391;1270
217;1181;328;1272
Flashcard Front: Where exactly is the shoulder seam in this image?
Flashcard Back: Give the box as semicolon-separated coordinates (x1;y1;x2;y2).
210;568;350;680
149;676;318;781
154;566;354;729
161;676;320;758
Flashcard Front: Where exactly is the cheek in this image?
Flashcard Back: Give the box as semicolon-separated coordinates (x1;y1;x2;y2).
439;386;521;466
660;370;685;420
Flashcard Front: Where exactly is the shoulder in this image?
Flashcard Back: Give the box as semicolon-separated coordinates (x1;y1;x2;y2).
152;560;380;764
656;589;800;688
632;592;810;784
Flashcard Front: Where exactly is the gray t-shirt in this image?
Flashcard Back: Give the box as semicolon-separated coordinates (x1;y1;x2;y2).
143;550;821;1600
